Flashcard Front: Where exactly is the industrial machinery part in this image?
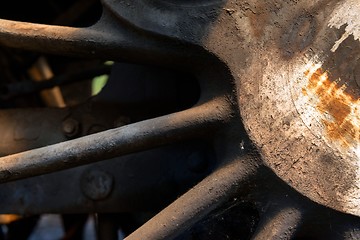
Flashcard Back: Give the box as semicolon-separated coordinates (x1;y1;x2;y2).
0;0;358;239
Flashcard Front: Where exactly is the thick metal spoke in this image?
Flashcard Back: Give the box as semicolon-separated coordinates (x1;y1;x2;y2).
0;97;233;183
251;205;303;240
125;154;259;240
0;13;194;65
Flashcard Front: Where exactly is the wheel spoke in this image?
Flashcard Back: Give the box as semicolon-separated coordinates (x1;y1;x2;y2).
0;13;192;65
125;154;260;240
252;204;303;240
0;97;232;183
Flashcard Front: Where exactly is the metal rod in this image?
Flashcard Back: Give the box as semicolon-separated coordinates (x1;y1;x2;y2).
0;18;113;57
0;97;232;183
0;14;199;65
252;205;303;240
125;154;259;240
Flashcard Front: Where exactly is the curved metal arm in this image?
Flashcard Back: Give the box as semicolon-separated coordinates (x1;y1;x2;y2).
0;12;196;65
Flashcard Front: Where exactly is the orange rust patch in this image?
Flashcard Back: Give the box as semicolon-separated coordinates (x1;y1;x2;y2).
302;87;308;96
303;66;360;147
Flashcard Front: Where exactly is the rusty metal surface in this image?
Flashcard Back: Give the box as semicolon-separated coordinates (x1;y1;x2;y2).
0;0;358;238
96;0;360;219
205;0;360;216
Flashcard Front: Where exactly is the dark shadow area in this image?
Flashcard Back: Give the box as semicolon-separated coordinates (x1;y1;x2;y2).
95;62;200;122
0;0;102;27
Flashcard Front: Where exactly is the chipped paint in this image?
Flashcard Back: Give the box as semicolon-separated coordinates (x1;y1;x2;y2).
328;0;360;52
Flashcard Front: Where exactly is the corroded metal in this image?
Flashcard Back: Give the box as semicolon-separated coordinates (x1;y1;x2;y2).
93;0;360;217
222;0;360;216
0;0;357;235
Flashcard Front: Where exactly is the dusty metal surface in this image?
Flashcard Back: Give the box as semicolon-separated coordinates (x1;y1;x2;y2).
211;0;360;216
0;142;212;214
0;97;232;183
0;0;358;239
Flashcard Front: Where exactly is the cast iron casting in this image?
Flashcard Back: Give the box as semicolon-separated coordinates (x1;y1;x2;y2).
0;0;358;239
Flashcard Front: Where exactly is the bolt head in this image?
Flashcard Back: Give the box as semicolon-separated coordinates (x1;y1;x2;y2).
62;118;80;138
81;169;114;201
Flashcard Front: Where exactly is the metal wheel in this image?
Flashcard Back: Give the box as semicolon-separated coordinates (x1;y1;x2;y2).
0;0;359;239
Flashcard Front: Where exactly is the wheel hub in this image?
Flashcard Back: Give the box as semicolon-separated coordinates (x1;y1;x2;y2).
231;0;360;216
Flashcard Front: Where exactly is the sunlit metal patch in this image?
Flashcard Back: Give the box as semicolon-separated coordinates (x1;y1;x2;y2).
291;57;360;157
328;0;360;52
302;63;360;149
290;53;360;213
291;0;360;160
287;0;360;214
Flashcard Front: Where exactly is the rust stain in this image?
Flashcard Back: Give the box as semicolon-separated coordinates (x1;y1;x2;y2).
303;65;360;147
302;87;308;96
